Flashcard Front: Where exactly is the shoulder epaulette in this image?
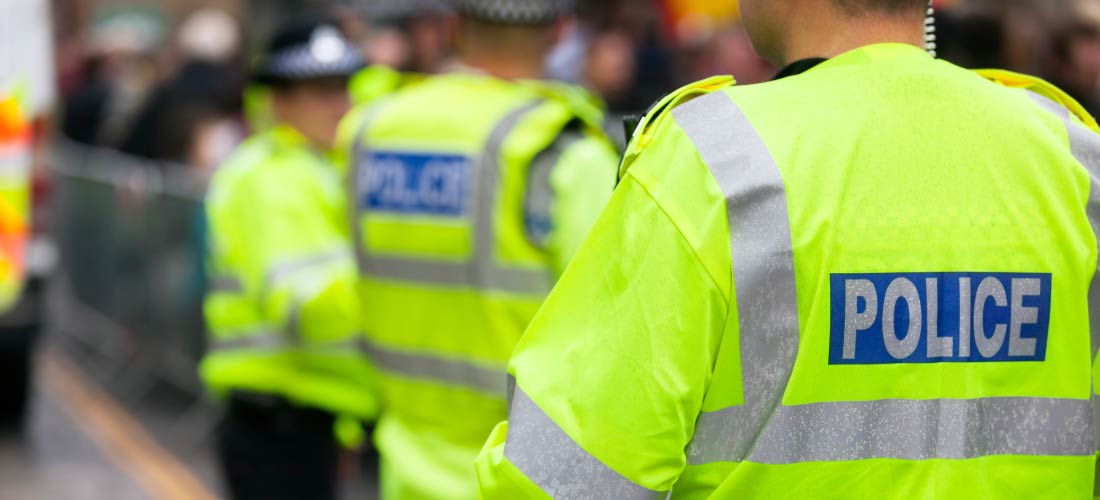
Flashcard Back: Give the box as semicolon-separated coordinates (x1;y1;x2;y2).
625;76;735;157
976;68;1099;133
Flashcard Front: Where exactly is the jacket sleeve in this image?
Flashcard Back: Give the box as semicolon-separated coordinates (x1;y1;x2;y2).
477;120;733;497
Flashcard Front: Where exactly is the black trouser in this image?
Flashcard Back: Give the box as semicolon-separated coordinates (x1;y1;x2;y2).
217;392;339;500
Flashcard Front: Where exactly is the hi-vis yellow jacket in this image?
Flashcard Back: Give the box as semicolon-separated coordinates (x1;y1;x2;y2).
202;126;378;437
339;71;620;499
478;43;1100;499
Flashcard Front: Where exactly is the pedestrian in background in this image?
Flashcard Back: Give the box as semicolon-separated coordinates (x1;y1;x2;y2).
478;0;1100;497
337;0;621;497
201;18;376;500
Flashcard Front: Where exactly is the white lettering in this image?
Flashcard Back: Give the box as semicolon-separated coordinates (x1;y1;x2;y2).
958;277;971;358
883;277;921;359
843;279;878;360
1009;278;1041;357
926;277;952;358
974;277;1008;358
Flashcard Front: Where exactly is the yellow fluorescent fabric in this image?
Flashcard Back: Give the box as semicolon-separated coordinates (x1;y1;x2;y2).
0;92;30;313
477;142;732;495
342;72;619;499
479;43;1100;499
349;65;407;106
202;125;378;421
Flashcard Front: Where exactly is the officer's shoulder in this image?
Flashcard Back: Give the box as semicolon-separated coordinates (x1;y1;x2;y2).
975;68;1100;133
218;133;275;173
208;132;285;193
624;76;736;157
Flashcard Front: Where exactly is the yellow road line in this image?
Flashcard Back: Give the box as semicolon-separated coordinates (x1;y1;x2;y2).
40;351;221;500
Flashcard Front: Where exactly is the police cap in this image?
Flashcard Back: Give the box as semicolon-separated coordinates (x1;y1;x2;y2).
359;0;452;21
253;19;364;86
451;0;568;25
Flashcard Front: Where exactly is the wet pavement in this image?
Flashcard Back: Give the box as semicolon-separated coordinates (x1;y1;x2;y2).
0;351;158;500
0;346;379;500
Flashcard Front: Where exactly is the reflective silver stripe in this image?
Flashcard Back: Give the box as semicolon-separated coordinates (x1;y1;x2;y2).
691;397;1092;464
287;297;304;344
361;339;508;396
349;104;392;277
1065;108;1100;468
524;129;586;249
211;331;365;354
209;275;243;293
0;149;31;179
1029;92;1100;467
304;336;369;353
352;102;553;296
471;101;554;295
363;256;470;286
673;91;802;465
1030;94;1100;361
264;249;355;291
209;330;286;352
506;373;517;415
504;387;666;500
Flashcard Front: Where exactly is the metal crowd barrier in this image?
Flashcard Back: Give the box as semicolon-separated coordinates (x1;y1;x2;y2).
48;138;213;439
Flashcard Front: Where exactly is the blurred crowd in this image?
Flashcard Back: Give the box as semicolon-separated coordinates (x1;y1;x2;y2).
53;0;1100;171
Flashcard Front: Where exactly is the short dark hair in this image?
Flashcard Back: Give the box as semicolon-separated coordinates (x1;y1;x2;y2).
834;0;927;15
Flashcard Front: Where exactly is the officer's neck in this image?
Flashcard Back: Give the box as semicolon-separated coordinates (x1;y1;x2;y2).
459;55;544;81
777;9;926;67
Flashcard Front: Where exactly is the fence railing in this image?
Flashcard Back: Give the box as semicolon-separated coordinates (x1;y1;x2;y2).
48;138;213;438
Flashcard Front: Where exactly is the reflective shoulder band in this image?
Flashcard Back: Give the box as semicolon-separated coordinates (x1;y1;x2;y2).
503;386;667;500
1028;91;1100;495
349;105;389;277
1028;92;1100;362
672;90;802;464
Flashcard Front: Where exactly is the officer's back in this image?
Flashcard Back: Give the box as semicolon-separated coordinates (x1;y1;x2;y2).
476;0;1100;498
677;42;1099;498
340;1;620;498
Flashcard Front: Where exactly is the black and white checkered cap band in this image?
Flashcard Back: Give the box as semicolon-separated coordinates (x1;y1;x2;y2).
259;44;364;82
453;0;565;24
361;0;452;19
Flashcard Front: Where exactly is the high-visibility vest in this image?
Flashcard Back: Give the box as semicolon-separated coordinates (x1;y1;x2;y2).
340;71;619;499
478;43;1100;499
201;125;378;430
0;93;30;313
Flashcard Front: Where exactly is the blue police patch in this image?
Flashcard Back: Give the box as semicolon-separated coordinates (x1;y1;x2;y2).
829;273;1052;365
359;151;472;217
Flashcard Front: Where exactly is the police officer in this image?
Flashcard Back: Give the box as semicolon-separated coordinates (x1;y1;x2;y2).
477;0;1100;498
338;0;620;498
202;19;376;500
